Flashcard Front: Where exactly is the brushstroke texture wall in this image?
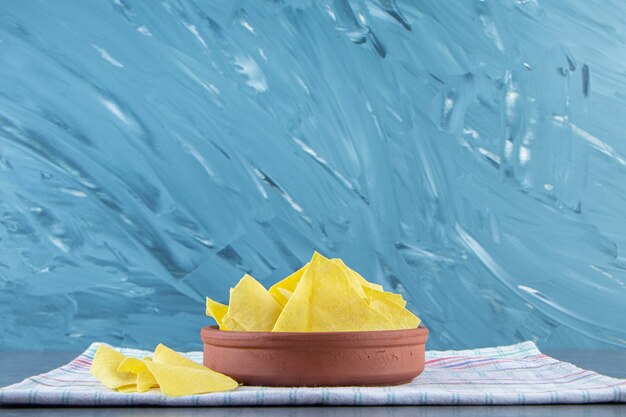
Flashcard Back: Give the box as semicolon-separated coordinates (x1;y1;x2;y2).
1;0;625;350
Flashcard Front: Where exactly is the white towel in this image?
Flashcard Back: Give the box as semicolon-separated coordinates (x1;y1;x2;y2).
1;341;624;406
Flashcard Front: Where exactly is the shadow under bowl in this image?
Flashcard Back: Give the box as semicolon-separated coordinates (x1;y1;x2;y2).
200;325;428;387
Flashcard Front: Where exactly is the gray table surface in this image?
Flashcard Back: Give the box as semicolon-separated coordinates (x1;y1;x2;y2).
0;349;625;416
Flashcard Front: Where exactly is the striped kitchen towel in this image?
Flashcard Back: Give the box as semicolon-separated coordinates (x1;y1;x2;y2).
0;341;624;406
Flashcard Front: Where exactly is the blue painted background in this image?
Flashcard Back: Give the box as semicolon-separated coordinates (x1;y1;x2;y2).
1;0;625;351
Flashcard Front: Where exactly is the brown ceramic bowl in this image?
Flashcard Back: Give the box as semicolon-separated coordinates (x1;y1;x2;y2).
200;326;428;387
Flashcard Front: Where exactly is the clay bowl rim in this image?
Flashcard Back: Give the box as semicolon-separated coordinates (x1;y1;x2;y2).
201;325;429;348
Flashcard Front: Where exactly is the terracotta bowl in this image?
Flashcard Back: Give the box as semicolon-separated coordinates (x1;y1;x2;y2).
200;326;428;387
